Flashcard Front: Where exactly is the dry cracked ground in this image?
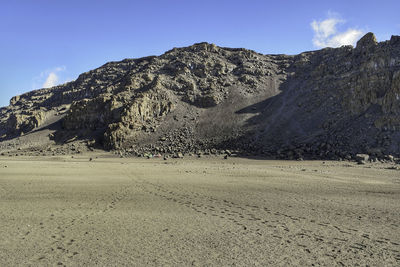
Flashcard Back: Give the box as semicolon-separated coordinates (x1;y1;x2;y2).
0;154;399;266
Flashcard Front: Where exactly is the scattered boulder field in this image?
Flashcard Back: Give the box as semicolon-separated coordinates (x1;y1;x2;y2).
1;33;400;162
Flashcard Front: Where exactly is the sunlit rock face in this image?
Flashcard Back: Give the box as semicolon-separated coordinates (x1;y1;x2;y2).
1;33;400;159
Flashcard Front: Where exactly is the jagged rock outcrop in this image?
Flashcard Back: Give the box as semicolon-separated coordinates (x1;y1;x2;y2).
7;109;46;135
1;33;399;160
356;32;378;51
103;89;175;149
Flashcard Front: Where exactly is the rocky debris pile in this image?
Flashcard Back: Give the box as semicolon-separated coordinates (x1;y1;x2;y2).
1;33;400;161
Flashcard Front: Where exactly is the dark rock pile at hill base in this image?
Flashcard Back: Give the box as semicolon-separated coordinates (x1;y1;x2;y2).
1;32;400;161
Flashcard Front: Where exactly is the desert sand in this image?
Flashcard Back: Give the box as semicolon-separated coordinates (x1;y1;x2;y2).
0;154;399;266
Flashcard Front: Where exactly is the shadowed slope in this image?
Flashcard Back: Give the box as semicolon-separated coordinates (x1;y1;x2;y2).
1;33;400;159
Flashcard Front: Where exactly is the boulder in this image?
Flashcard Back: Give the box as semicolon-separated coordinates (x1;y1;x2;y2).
356;32;377;50
355;154;370;164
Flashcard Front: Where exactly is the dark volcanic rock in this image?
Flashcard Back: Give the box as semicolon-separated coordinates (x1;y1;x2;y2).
1;33;400;160
356;32;378;50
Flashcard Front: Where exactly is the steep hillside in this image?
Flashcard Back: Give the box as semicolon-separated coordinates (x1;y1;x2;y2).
1;33;400;160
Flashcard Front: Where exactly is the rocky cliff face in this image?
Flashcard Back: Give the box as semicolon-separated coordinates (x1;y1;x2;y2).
1;33;399;159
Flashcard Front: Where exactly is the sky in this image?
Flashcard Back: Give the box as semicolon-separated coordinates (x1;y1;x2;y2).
1;0;399;107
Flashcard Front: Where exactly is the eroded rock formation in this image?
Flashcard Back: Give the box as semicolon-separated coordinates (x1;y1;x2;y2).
1;33;399;159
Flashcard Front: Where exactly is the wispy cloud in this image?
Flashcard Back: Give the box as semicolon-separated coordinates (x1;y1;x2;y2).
33;66;66;89
311;13;364;48
43;72;59;88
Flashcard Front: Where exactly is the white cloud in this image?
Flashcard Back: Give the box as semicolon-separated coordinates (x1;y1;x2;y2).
311;14;364;48
36;66;66;89
43;72;59;88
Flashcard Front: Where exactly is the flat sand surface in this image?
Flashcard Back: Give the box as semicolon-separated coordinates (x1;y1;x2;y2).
0;155;399;266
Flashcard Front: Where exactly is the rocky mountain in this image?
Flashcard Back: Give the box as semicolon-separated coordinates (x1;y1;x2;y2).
1;32;400;160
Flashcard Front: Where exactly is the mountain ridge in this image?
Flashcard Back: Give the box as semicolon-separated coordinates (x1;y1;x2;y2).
1;33;400;161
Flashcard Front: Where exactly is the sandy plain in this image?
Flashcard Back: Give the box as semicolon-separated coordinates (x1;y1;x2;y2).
0;154;399;266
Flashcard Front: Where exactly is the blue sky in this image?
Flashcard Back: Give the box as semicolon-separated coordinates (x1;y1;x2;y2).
1;0;399;107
